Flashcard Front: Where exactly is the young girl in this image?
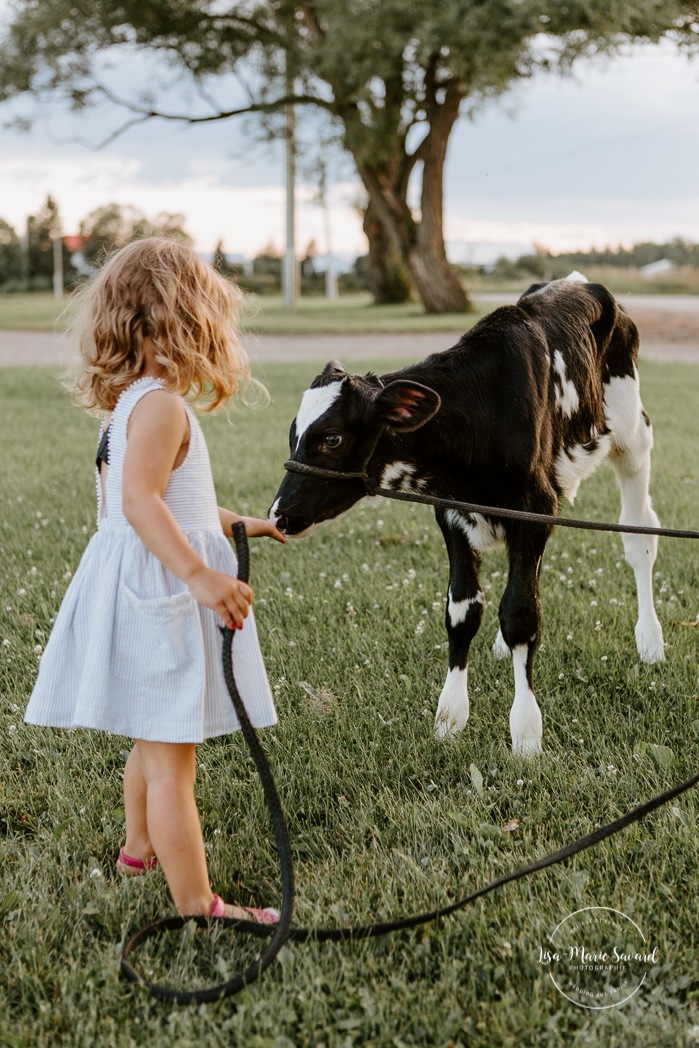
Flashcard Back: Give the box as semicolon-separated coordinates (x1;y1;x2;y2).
25;237;285;923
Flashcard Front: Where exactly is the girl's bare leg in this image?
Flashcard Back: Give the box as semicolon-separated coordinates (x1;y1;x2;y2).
134;738;252;919
122;744;156;872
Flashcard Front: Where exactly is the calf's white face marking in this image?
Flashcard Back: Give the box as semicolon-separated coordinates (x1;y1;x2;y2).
269;497;281;526
293;380;344;450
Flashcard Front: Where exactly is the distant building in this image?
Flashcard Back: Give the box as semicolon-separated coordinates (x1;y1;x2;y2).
640;258;676;278
63;235;93;276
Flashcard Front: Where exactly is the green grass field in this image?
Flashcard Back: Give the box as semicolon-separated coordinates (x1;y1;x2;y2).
1;363;698;1047
0;292;490;336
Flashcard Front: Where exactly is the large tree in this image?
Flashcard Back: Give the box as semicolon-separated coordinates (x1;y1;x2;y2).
1;1;697;311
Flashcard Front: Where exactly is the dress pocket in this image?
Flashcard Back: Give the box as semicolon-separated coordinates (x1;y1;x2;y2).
113;586;204;685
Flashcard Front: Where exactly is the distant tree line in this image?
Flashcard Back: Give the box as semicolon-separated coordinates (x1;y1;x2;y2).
0;196;371;295
0;197;193;292
489;239;699;282
6;195;698;297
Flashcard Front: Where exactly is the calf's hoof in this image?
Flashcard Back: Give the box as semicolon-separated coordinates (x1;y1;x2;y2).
636;619;665;664
434;712;468;740
509;691;543;758
511;733;543;758
434;669;469;740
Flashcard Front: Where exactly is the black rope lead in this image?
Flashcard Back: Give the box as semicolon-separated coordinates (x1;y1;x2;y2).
120;524;698;1003
120;523;295;1004
283;459;699;540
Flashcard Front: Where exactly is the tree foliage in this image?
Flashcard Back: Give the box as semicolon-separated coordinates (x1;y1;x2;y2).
78;203;193;264
0;218;21;288
2;1;698;310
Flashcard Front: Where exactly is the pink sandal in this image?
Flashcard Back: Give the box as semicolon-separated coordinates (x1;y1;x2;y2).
210;894;279;924
117;847;158;876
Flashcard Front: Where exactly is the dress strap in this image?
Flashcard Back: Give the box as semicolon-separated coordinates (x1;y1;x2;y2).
96;424;110;473
113;375;167;424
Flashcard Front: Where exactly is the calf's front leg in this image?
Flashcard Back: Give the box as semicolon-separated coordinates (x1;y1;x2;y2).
499;523;551;757
434;513;484;738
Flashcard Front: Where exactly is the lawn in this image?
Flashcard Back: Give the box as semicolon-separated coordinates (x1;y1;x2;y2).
1;362;697;1047
0;292;492;336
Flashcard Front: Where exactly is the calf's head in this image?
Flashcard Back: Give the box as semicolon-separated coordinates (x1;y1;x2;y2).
269;360;441;536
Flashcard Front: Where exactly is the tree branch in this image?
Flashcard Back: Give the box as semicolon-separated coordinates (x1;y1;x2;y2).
298;2;324;42
89;78;336;127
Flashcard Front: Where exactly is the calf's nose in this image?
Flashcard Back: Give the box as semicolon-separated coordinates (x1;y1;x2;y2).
268;498;288;533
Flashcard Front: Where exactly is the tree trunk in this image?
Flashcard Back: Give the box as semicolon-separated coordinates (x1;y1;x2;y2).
362;198;412;303
356;85;470;314
407;239;469;313
407;82;470;313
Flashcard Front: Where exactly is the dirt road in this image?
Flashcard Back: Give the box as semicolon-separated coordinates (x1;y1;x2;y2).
1;295;698;368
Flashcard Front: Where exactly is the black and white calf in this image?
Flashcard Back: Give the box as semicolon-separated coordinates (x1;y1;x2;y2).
269;277;664;756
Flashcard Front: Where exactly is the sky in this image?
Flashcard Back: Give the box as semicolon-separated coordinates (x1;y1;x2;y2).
0;29;698;264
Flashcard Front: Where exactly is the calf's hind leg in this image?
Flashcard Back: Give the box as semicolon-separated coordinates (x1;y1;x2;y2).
434;513;484;739
499;520;553;758
607;389;664;663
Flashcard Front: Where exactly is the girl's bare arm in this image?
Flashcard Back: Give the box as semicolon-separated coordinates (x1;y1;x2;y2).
122;391;252;627
218;507;286;544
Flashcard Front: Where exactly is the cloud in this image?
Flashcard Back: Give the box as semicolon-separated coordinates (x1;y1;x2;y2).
0;150;366;255
0;34;697;256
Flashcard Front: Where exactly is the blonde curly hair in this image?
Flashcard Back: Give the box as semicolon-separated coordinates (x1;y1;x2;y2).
67;237;260;414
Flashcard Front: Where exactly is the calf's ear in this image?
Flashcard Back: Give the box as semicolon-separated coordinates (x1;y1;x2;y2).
374;381;441;432
321;360;347;378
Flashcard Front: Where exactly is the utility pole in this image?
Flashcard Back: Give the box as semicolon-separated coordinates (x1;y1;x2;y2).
52;235;64;300
282;60;298;308
319;160;338;301
20;221;29;285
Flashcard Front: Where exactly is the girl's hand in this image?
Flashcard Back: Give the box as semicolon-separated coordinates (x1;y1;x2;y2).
239;515;287;543
186;567;253;629
219;508;286;544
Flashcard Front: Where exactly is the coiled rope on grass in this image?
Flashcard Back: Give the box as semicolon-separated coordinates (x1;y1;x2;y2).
119;523;698;1004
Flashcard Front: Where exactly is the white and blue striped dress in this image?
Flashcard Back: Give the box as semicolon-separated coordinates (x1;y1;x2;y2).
25;375;277;743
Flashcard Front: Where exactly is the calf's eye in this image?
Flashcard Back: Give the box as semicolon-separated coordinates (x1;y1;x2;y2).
323;434;343;449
